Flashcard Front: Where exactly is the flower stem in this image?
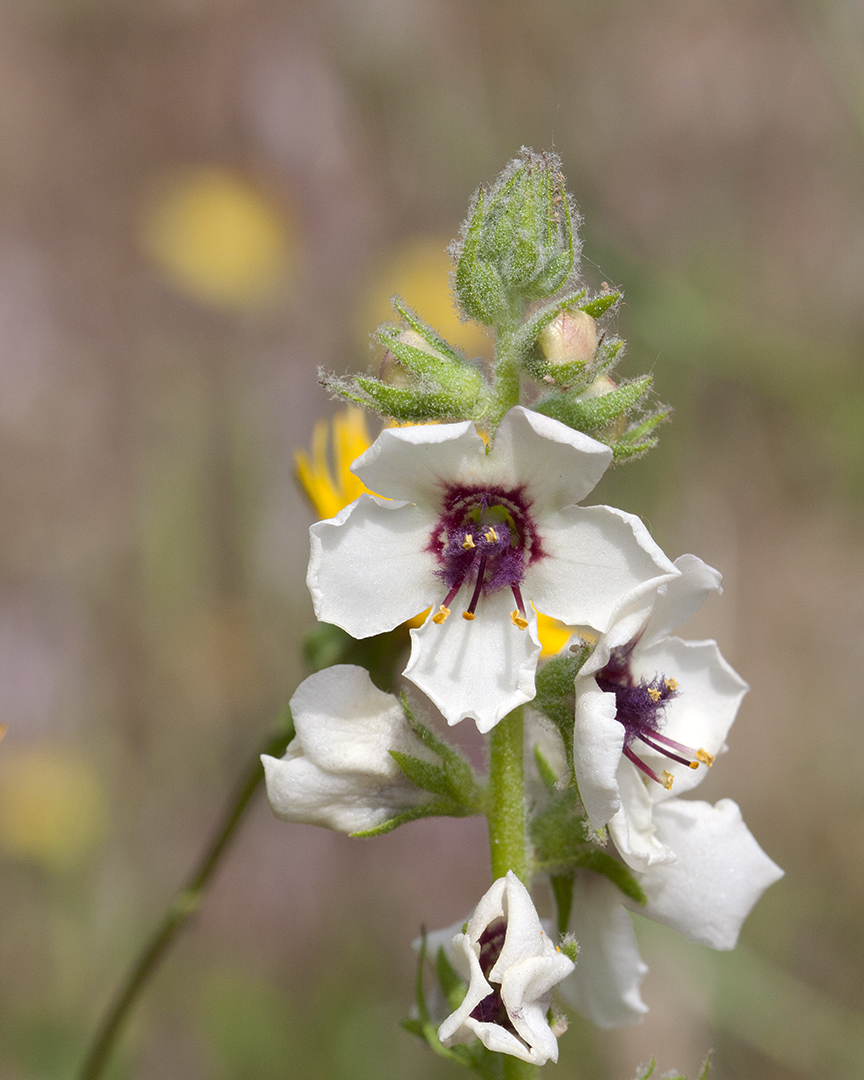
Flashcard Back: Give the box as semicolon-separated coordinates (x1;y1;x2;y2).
503;1057;540;1080
489;325;523;432
486;705;527;882
76;708;294;1080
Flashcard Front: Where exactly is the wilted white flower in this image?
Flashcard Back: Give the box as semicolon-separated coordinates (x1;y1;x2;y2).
308;406;677;732
437;871;575;1065
262;665;436;834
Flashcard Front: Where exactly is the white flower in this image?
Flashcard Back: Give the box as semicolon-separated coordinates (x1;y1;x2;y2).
261;664;437;834
437;871;575;1065
308;406;678;732
572;554;748;868
559;802;783;1026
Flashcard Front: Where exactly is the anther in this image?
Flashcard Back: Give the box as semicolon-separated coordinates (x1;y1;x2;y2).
462;611;476;621
462;534;475;550
661;771;674;790
483;527;498;543
432;605;450;624
665;677;678;691
647;687;661;702
510;610;528;629
695;748;714;767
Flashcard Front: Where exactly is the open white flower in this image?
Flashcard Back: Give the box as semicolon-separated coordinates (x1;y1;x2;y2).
308;406;678;732
572;554;749;868
437;871;575;1065
261;664;437;834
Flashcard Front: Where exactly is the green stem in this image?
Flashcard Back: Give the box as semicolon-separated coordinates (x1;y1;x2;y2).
503;1057;540;1080
76;709;294;1080
489;325;523;432
486;706;527;882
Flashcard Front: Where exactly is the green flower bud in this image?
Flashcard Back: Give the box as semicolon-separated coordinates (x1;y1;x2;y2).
453;149;579;325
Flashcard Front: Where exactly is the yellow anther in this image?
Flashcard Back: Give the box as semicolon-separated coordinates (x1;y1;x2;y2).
511;610;529;630
647;687;661;702
462;534;476;550
696;748;714;767
688;760;699;770
484;527;498;543
661;771;674;790
462;611;476;621
665;677;678;691
432;605;450;624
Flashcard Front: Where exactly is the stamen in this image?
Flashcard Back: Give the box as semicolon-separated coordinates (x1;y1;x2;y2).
696;748;714;767
647;687;661;702
642;728;713;770
510;610;528;629
637;732;697;770
483;527;498;543
465;555;487;618
462;534;476;550
665;677;678;691
623;745;675;789
432;605;450;624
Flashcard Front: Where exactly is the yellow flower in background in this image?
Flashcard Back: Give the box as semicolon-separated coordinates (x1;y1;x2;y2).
139;166;298;309
295;408;375;521
296;408;572;652
0;746;107;870
355;237;490;360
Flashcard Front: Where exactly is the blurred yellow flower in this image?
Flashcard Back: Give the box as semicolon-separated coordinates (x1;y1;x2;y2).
139;166;297;309
355;236;490;360
295;408;375;521
0;746;107;870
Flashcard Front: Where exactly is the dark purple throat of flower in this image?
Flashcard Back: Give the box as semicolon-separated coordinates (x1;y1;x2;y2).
429;485;542;630
596;644;714;790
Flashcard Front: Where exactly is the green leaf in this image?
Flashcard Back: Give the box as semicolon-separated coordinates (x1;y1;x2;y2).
536;376;653;432
389;751;452;798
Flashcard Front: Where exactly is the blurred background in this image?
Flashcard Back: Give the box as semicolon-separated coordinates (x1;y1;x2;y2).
0;0;863;1077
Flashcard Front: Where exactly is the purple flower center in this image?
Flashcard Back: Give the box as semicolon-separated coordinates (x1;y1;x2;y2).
596;643;713;789
428;484;542;628
469;917;518;1032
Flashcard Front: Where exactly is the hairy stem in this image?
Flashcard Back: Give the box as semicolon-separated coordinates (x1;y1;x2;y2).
76;709;294;1080
486;705;527;882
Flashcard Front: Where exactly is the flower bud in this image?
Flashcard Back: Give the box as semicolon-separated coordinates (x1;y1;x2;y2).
454;149;579;323
538;309;598;367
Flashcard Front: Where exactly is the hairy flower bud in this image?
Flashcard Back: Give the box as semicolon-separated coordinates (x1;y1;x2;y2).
539;309;598;367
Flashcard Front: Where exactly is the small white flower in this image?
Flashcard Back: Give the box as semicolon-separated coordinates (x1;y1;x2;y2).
437;871;575;1065
308;406;678;732
572;554;748;868
261;665;437;834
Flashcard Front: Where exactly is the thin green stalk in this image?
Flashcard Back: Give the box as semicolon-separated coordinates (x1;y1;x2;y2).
76;709;294;1080
489;324;523;433
486;705;527;882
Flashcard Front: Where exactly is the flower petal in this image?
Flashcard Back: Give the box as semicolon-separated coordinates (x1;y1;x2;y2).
529;505;678;630
559;873;649;1028
572;679;625;832
632;798;784;949
488;406;612;511
630;636;748;800
308;495;437;637
608;763;676;870
352;421;486;504
640;554;723;649
405;590;541;731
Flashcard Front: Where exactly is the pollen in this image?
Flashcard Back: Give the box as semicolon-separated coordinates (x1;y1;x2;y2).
647;687;661;702
696;748;714;767
483;527;498;543
462;534;476;550
462;611;476;621
665;677;678;691
510;610;529;630
661;771;674;790
432;605;450;624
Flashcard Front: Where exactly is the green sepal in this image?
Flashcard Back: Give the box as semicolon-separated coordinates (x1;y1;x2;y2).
389;752;454;799
375;326;484;398
350;797;470;838
352;375;465;421
533;744;559;793
611;405;674;461
550;873;575;935
401;696;485;810
572;848;647;906
389;296;481;367
536;375;653;433
455;187;508;326
580;289;622;319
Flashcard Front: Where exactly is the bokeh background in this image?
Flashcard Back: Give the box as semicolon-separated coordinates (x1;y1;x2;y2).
1;1;863;1077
